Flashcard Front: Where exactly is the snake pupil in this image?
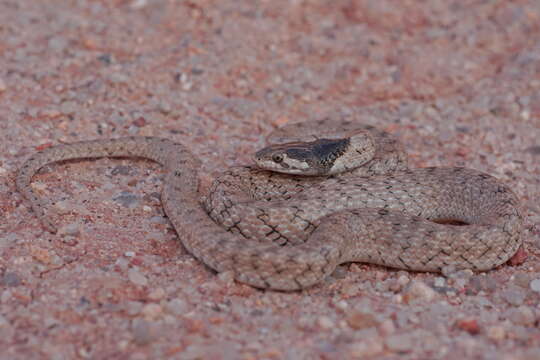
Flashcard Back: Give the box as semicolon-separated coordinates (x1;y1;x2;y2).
272;154;283;163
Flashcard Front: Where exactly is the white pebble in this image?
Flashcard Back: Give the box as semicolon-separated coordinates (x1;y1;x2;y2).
486;325;506;341
128;268;148;286
166;298;188;315
349;337;384;358
397;274;410;287
501;287;526;306
403;281;437;303
148;287;165;301
379;319;396;336
217;270;235;285
317;316;334;330
142;303;162;319
130;0;147;9
530;278;540;292
58;223;81;237
433;277;446;287
507;306;535;326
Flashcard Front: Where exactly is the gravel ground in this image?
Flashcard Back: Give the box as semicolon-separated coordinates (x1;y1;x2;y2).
1;1;540;359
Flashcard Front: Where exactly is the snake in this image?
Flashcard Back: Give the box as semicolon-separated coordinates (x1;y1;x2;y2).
16;119;523;290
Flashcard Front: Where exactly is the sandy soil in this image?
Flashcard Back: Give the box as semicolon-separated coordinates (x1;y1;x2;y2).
1;1;540;359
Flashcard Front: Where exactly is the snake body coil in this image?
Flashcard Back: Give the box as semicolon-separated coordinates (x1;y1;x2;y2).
16;119;523;290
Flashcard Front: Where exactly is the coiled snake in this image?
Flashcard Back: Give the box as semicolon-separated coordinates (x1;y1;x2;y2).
16;119;523;290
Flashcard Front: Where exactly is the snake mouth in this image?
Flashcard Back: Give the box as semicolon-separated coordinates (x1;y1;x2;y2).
432;218;469;226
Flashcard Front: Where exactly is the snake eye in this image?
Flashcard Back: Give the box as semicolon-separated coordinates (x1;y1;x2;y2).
272;153;284;163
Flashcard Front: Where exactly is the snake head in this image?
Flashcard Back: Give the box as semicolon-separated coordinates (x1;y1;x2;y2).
253;137;352;176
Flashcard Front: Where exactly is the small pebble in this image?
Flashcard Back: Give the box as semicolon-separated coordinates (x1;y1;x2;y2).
486;325;506;341
403;281;437;303
297;316;314;330
453;278;469;291
130;0;148;9
334;299;349;311
78;347;90;358
469;275;498;293
317;316;334;330
455;318;480;335
1;233;19;246
378;319;396;336
58;223;81;237
149;215;168;224
166;298;189;315
525;145;540;155
129;353;147;360
341;282;360;297
1;290;12;302
217;270;235;285
509;325;530;342
387;275;409;292
330;265;348;280
441;265;457;277
52;200;71;213
396;274;410;287
513;273;530;288
522;348;540;360
501;286;526;306
454;269;474;279
128;268;148;286
385;333;413;353
125;301;143;316
132;117;147;127
433;277;446;287
109;73;130;84
1;272;22;287
48;36;68;51
124;251;135;257
32;182;47;192
115;257;130;270
507;306;535;326
113;191;139;208
27;107;38;118
529;278;540;292
110;165;135;176
158;101;172;114
141;303;162;319
60;101;77;115
0;78;6;92
147;287;166;301
132;319;153;345
349;337;384;358
346;311;379;330
40;108;61;118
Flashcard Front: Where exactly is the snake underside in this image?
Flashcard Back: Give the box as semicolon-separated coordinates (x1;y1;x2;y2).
16;119;523;290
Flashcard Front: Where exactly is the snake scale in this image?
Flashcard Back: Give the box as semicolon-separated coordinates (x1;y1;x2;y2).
16;119;523;290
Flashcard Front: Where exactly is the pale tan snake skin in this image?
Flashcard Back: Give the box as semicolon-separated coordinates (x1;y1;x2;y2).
16;119;523;290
